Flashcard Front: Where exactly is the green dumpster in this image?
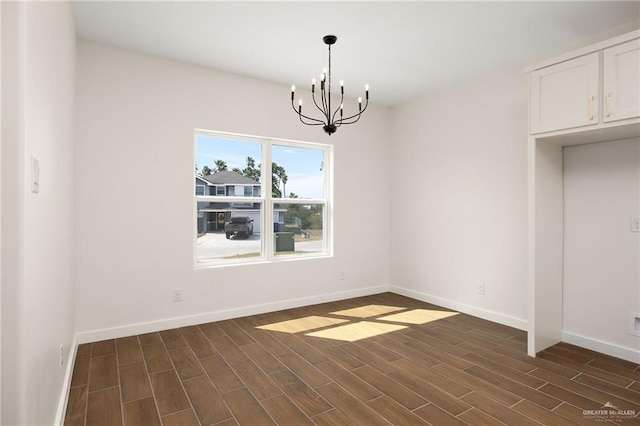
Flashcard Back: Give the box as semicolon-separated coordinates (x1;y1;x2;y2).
275;232;295;252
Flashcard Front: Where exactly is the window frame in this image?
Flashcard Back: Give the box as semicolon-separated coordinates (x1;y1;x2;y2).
194;129;333;268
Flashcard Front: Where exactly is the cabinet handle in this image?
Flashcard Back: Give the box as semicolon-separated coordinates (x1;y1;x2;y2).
606;92;611;117
589;96;595;120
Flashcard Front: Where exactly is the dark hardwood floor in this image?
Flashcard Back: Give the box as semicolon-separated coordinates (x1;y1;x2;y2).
64;292;640;425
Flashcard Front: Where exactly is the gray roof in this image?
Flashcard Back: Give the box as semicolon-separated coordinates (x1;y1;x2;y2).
201;171;259;185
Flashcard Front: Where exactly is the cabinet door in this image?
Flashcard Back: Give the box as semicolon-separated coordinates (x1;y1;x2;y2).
603;39;640;123
530;53;599;134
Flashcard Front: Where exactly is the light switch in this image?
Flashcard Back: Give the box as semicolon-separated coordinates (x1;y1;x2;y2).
31;157;40;193
631;216;640;233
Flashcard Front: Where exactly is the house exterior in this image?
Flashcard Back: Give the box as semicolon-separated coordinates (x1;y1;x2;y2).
196;170;284;233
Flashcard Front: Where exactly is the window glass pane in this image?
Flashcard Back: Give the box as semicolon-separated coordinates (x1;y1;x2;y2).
195;185;205;196
272;145;324;199
196;134;262;192
273;203;324;256
196;204;262;262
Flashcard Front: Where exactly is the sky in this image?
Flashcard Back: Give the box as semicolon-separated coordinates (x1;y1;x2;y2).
196;134;325;199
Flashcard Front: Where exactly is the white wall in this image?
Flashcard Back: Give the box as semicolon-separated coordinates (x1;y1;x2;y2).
389;66;529;328
1;1;76;424
563;138;640;360
75;41;391;340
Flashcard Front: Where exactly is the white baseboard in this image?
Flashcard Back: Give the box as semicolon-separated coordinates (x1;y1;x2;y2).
389;285;528;331
76;285;391;343
562;331;640;364
55;335;78;426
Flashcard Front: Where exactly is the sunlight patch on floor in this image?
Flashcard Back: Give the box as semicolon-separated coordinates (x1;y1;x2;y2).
256;315;348;333
330;304;406;318
305;321;407;342
378;309;459;325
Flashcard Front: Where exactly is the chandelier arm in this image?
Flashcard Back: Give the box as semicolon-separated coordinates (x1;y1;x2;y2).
339;99;369;122
320;87;329;123
336;114;362;125
312;88;326;118
330;90;345;124
291;100;326;124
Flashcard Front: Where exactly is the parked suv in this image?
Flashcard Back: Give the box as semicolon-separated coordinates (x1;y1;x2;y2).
225;216;254;239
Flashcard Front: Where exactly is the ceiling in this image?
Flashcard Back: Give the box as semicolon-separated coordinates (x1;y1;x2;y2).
73;1;640;106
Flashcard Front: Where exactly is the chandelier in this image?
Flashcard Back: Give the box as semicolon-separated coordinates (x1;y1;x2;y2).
291;35;369;135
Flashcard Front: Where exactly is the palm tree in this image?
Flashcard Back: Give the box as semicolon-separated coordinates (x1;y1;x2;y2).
213;159;228;172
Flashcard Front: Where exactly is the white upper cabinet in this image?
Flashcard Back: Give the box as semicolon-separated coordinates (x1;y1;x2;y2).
603;39;640;123
530;53;599;134
528;31;640;138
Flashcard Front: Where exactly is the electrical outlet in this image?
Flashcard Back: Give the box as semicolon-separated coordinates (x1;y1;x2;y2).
59;344;64;368
631;216;640;233
173;288;183;302
477;283;486;295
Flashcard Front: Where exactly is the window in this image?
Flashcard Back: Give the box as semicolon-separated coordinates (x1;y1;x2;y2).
194;130;332;266
195;185;205;196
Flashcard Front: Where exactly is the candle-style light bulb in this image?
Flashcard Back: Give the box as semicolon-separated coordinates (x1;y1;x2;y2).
340;80;344;95
358;96;362;111
311;78;316;93
291;85;295;101
340;103;344;116
298;99;302;113
365;84;369;100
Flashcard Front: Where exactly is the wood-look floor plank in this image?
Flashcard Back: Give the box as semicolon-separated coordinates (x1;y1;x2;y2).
86;387;122;426
261;394;315;426
199;322;226;341
199;355;244;393
149;370;191;416
552;402;612;424
217;319;256;346
276;351;331;388
315;360;382;402
183;376;233;426
221;387;276;425
413;403;468;426
530;366;640;411
181;330;218;359
391;357;472;398
116;336;142;365
159;329;187;350
460;352;546;388
351;365;426;410
91;339;116;358
573;373;640;405
269;369;332;417
141;343;172;374
161;409;200;426
122;397;160;426
315;383;389;426
209;335;251;364
240;342;286;374
338;341;398;373
64;385;87;426
537;351;634;387
464;364;561;410
512;399;579;426
456;407;506;426
461;391;540;426
138;332;162;346
168;346;205;381
228;358;282;400
70;354;90;388
367;395;429;425
119;361;152;403
310;409;351;426
385;367;472;416
433;363;522;407
89;353;118;392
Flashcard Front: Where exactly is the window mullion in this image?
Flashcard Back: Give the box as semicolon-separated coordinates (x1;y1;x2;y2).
263;139;274;260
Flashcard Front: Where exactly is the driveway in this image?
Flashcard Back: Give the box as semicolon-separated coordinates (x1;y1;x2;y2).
197;232;323;259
